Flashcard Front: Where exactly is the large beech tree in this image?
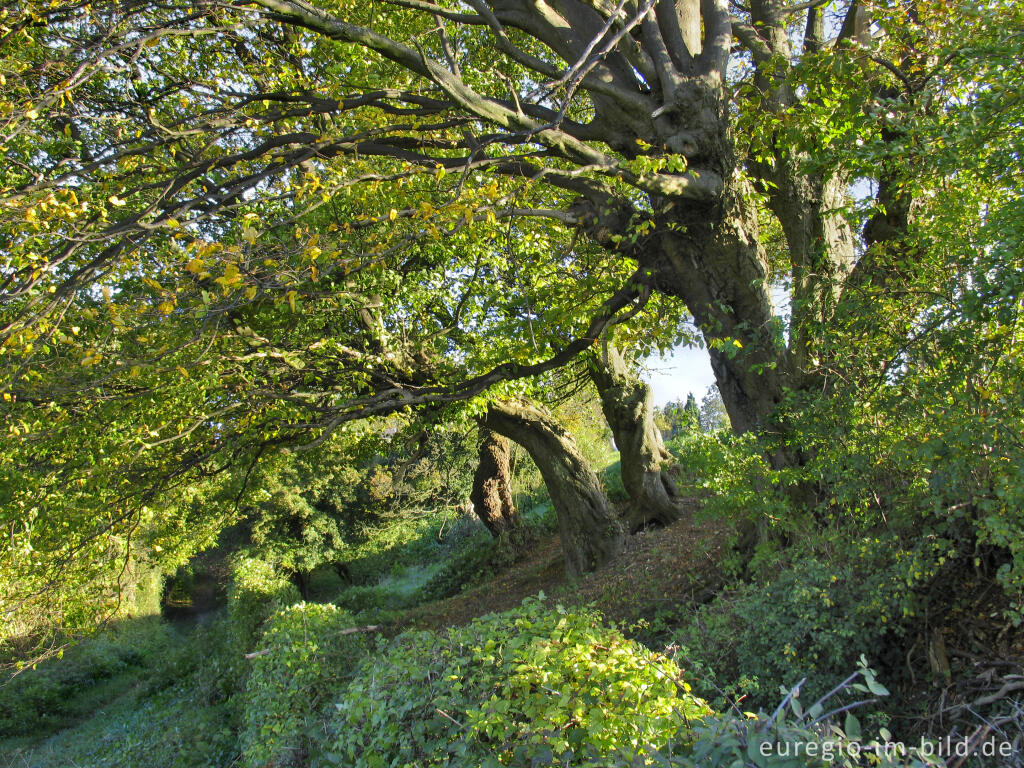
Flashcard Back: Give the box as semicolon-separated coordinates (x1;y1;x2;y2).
589;344;681;530
482;400;623;575
1;0;1013;642
469;425;520;537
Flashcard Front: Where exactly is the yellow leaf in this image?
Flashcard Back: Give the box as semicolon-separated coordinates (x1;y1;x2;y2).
157;301;174;315
389;208;398;221
176;366;189;378
286;290;297;312
244;285;258;300
241;225;258;245
25;109;39;120
214;264;242;293
101;286;112;302
185;258;205;275
107;195;127;207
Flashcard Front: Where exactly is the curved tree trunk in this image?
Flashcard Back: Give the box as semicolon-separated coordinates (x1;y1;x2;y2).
470;425;520;537
589;345;682;530
482;401;623;577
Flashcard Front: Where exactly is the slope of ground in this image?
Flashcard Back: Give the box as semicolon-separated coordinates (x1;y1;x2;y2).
402;509;730;643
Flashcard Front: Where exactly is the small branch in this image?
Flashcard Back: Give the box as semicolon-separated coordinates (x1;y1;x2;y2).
337;624;383;636
244;624;382;658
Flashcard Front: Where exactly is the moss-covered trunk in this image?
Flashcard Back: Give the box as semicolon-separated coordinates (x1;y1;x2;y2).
483;401;623;577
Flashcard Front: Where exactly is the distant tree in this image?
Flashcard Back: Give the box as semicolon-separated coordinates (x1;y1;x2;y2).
684;393;700;426
699;386;730;433
654;392;699;441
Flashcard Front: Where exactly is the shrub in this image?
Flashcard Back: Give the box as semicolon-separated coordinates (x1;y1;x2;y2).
226;555;301;652
601;459;629;503
421;520;547;602
602;665;941;768
331;583;394;615
323;597;710;767
671;549;913;710
241;603;369;768
419;528;501;601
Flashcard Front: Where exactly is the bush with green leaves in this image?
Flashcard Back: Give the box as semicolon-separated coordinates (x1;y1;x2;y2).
322;597;710;767
420;523;544;602
226;555;301;652
241;602;369;768
2;618;242;768
671;550;912;711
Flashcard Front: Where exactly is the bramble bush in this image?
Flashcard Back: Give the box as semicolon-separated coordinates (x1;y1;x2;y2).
602;663;942;767
322;597;710;768
671;551;910;709
241;603;369;768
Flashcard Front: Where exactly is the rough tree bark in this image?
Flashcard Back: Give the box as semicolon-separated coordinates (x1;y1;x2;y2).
589;345;681;530
470;425;520;537
482;401;623;577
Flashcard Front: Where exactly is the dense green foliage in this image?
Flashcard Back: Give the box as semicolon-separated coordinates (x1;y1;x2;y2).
327;598;710;767
227;555;303;652
2;0;1024;765
241;603;368;768
0;619;169;740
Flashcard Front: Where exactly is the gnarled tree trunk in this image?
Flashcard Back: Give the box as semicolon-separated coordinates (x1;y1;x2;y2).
483;401;623;577
589;345;682;530
643;178;795;441
470;425;520;537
